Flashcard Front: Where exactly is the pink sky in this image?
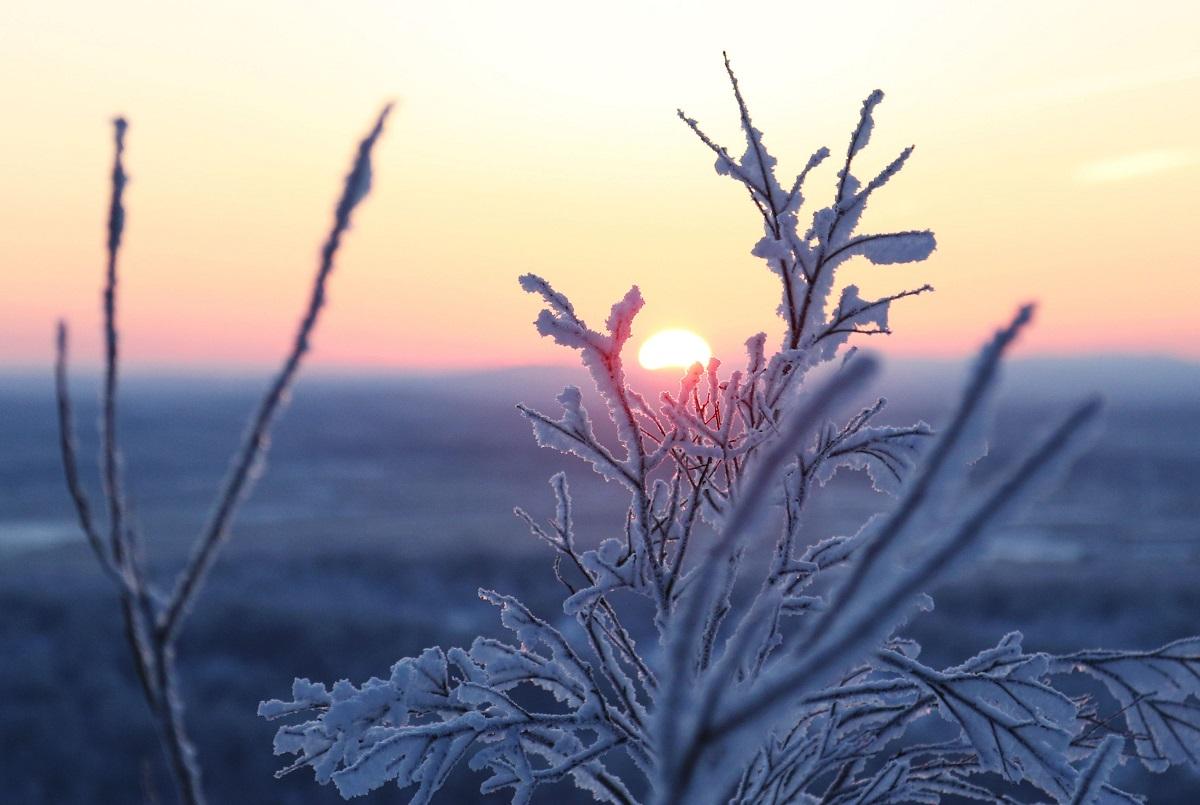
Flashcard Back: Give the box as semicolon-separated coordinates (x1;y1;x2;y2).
1;1;1198;372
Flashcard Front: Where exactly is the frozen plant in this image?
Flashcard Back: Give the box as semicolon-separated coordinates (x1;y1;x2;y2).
55;106;392;805
260;56;1200;804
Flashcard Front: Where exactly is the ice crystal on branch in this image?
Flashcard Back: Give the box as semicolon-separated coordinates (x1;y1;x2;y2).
263;57;1196;804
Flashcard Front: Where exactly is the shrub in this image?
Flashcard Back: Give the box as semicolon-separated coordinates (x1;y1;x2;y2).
260;58;1194;803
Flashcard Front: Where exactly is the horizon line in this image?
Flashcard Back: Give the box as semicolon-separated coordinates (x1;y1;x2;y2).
2;350;1198;382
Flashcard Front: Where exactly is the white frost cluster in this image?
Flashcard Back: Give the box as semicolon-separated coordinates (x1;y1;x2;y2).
260;56;1198;804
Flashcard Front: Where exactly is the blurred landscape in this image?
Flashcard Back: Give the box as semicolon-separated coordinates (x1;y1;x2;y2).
1;357;1198;802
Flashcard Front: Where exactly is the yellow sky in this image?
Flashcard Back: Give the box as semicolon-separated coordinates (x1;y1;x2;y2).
1;1;1197;371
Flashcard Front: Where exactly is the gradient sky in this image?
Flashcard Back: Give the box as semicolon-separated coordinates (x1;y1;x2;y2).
1;1;1197;371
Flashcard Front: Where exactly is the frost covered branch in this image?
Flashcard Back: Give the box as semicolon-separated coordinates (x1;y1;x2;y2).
54;105;392;805
263;58;1197;804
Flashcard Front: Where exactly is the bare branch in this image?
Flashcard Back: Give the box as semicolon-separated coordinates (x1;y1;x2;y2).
158;104;393;641
102;117;130;567
53;322;119;584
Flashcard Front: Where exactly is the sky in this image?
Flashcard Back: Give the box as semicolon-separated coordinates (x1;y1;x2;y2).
1;1;1197;372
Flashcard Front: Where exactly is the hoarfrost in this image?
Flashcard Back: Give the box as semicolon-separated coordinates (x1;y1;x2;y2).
261;58;1192;805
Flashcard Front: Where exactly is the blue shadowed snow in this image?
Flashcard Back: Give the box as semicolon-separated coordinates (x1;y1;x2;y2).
0;358;1196;802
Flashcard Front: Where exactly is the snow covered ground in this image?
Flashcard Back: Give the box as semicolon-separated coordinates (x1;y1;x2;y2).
0;359;1196;802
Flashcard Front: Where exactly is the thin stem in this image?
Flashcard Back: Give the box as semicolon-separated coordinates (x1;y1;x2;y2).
158;104;393;642
103;117;129;567
54;322;120;585
56;105;393;805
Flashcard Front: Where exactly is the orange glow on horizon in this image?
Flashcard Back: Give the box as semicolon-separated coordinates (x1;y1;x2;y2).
1;1;1198;372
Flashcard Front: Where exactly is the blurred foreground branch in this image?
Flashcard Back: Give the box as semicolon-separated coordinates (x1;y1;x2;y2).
54;104;392;805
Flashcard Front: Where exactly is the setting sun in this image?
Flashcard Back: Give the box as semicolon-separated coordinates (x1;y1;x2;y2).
637;328;712;370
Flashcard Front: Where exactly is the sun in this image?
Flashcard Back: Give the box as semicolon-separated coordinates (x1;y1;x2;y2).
637;328;713;371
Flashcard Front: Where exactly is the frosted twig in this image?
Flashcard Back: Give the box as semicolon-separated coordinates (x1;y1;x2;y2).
55;105;393;805
53;322;119;585
102;117;129;567
159;103;393;641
